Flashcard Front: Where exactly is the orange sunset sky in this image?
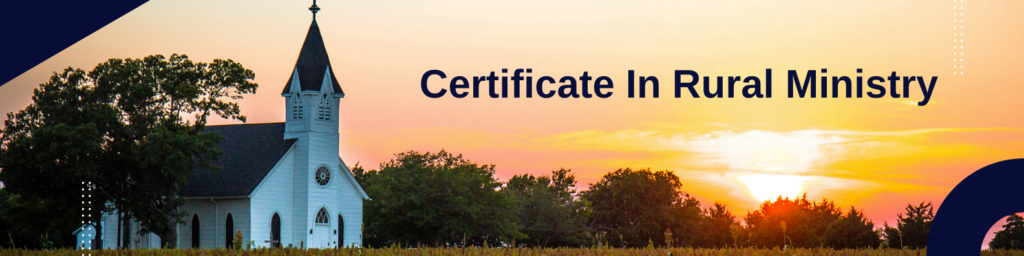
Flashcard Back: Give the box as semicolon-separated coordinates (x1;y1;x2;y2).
1;0;1023;248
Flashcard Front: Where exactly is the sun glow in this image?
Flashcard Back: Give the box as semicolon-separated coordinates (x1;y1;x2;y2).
737;174;813;202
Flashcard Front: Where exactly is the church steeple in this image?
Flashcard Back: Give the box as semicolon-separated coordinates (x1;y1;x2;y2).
282;0;343;95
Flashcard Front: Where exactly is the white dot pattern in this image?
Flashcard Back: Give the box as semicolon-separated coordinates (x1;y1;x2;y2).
81;181;92;255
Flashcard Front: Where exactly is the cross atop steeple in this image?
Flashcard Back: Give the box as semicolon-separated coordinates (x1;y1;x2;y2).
309;0;321;20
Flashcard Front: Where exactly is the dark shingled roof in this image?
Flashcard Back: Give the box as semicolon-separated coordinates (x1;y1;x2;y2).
181;123;296;198
282;20;344;95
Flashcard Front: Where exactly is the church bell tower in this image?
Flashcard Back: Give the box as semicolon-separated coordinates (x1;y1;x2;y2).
282;0;344;135
281;0;346;248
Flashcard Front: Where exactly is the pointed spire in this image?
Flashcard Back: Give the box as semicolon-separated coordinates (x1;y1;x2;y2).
309;0;321;21
282;1;343;95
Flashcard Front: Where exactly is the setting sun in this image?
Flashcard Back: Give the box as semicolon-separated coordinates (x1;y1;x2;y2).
738;174;813;202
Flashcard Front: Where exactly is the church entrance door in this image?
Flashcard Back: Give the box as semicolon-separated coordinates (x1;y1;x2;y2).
313;207;331;248
313;225;330;248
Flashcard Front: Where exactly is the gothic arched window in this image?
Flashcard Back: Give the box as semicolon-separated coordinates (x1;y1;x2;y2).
270;213;281;248
191;214;200;248
318;94;330;120
315;207;330;225
225;213;234;248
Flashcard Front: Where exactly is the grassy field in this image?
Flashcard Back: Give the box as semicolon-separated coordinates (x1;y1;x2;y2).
0;248;1022;256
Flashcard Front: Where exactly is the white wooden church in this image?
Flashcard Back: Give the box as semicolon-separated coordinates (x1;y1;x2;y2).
92;2;369;249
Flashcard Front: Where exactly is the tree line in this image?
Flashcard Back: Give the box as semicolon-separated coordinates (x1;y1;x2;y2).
353;150;944;249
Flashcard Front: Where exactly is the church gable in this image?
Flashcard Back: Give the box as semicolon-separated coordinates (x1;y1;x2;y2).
181;123;297;198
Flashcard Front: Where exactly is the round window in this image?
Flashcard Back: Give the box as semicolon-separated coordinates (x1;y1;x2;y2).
315;166;331;187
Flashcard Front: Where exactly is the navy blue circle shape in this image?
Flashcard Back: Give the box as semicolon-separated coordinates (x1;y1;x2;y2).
929;158;1024;255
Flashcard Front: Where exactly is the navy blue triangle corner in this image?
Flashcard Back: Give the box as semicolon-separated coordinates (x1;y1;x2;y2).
0;0;150;87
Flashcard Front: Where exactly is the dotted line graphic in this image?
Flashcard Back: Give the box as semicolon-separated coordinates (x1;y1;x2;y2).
954;0;964;75
81;181;92;255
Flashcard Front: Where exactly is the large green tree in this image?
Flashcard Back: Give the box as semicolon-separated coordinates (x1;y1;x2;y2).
990;214;1024;250
881;202;933;249
358;150;522;247
504;168;591;247
0;54;256;248
0;67;117;249
581;168;704;248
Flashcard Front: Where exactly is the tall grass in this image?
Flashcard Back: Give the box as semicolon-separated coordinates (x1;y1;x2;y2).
1;247;1021;256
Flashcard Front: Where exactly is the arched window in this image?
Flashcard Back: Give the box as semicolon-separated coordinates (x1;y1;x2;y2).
317;94;330;120
292;94;304;119
191;214;200;248
337;214;344;248
270;213;281;248
225;213;234;248
315;207;330;225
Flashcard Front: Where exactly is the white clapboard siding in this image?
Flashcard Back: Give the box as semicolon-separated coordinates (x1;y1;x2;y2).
305;130;340;248
178;197;251;249
250;146;296;248
337;159;366;248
